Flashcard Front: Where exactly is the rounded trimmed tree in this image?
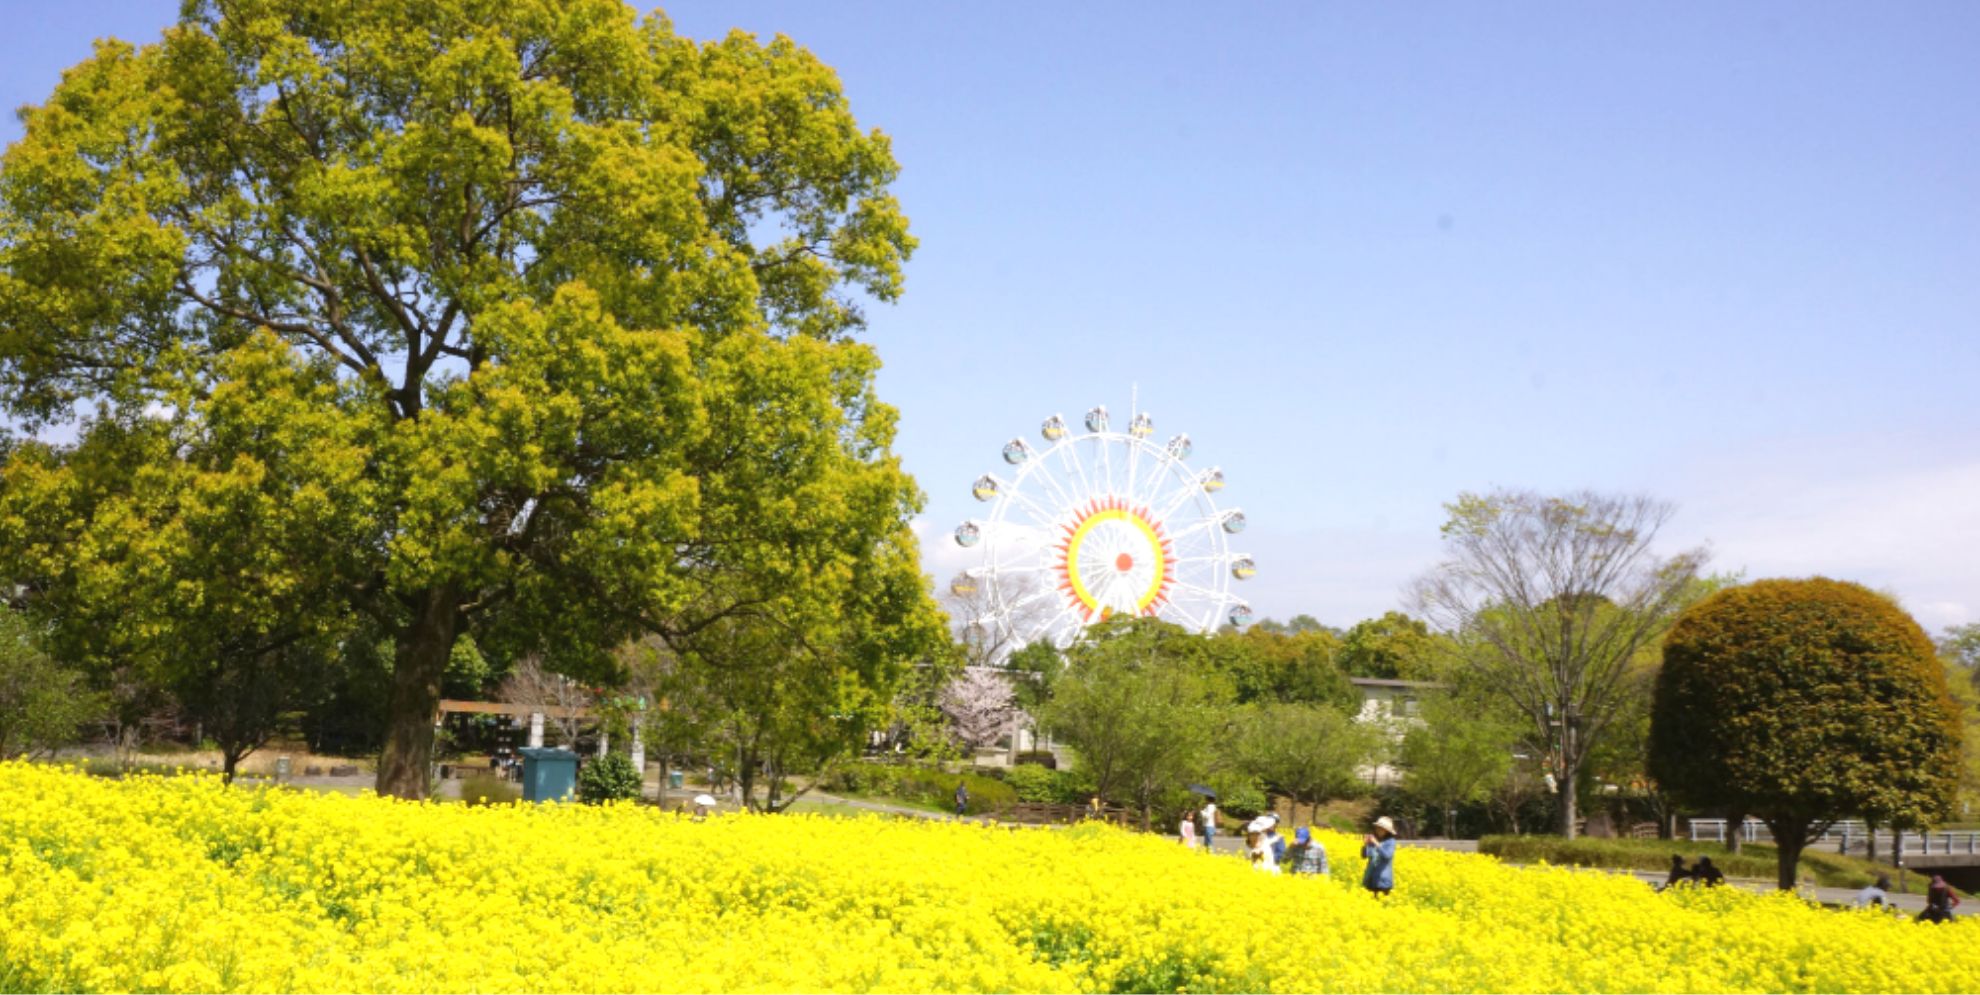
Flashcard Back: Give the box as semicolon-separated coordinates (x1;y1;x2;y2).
1649;578;1961;890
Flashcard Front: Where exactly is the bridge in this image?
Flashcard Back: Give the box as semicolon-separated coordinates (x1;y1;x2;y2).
1689;818;1980;891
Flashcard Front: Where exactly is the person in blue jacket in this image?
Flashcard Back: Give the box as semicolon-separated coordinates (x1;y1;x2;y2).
1362;816;1398;897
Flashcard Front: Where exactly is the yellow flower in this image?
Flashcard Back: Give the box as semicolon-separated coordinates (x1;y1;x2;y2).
0;761;1975;992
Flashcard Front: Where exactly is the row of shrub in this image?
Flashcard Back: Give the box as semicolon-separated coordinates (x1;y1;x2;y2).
999;763;1092;805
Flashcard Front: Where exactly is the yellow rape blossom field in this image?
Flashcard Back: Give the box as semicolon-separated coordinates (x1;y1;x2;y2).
2;762;1977;993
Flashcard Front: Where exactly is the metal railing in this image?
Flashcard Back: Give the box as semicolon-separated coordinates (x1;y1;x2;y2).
1687;818;1980;858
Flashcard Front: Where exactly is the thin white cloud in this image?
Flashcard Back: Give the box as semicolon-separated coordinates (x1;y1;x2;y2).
1669;453;1980;631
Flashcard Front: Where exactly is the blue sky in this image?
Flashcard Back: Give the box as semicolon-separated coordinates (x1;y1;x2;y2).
5;2;1977;632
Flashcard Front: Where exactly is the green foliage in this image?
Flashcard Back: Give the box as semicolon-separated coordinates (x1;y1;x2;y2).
0;611;102;758
1249;615;1334;636
576;754;643;805
629;543;948;811
1001;763;1089;805
1337;612;1447;680
1210;779;1270;822
1399;692;1517;828
459;773;522;808
1231;702;1378;806
443;636;495;701
0;0;929;799
1040;617;1232;819
1650;578;1962;889
1941;623;1980;673
1938;652;1980;812
301;636;394;756
1004;641;1066;712
1206;627;1358;713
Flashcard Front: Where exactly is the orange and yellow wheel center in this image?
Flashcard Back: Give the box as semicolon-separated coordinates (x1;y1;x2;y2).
1055;498;1174;619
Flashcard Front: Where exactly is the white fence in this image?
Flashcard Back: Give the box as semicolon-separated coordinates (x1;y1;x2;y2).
1686;818;1980;857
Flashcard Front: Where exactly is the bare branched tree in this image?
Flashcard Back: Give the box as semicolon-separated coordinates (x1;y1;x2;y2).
1410;490;1706;839
944;571;1059;667
498;656;596;746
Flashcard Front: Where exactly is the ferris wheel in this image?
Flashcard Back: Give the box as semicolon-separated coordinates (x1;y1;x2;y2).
952;401;1254;658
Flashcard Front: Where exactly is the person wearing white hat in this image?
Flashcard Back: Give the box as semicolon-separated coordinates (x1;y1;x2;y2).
1244;815;1280;874
1362;816;1397;896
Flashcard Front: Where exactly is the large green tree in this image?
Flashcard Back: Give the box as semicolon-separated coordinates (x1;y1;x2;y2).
1040;616;1231;827
634;533;945;811
0;0;923;797
1649;578;1962;890
1399;691;1517;837
1411;490;1705;838
0;609;103;759
0;333;378;779
1232;701;1380;811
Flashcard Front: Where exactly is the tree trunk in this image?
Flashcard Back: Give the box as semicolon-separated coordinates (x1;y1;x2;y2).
736;734;758;811
221;746;245;784
1556;719;1579;839
1727;812;1743;855
1771;818;1809;891
1866;817;1879;862
376;586;461;800
1557;766;1579;839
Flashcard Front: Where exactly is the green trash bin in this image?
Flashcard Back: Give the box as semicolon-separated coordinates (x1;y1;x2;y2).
518;747;579;803
668;770;685;790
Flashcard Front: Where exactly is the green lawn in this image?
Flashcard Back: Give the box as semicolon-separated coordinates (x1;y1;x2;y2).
1479;834;1928;894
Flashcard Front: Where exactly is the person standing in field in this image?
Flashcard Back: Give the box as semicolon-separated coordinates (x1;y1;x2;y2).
1287;826;1328;875
954;781;969;818
1179;808;1198;848
1362;816;1397;897
1920;875;1962;924
1264;818;1287;868
1245;817;1280;874
1200;798;1218;853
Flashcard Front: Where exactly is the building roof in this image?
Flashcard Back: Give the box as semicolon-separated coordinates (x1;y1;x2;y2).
1347;678;1445;689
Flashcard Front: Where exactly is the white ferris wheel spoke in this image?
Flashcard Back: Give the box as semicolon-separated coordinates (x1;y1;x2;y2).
1169;554;1230;567
1154;480;1196;523
1054;438;1095;506
1167;578;1234;606
1000;486;1066;531
1023;459;1081;520
1122;439;1145;505
1135;445;1175;510
1163;516;1221;544
1037;600;1086;643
